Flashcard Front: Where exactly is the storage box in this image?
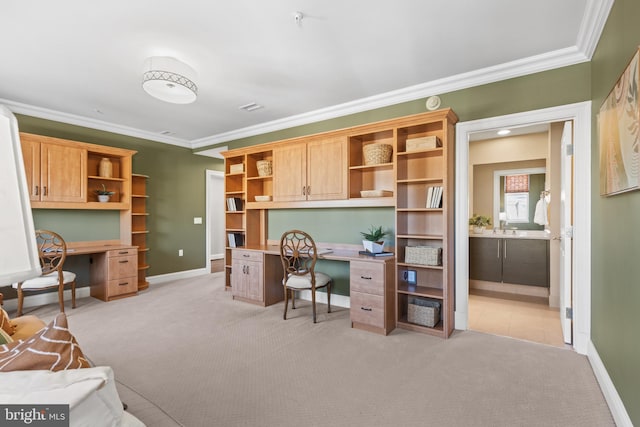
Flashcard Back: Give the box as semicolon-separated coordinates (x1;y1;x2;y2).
407;298;440;328
229;163;244;173
405;246;442;266
360;190;393;198
406;136;440;151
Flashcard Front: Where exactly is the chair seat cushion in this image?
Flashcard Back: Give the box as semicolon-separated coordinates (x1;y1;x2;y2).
12;271;76;290
285;271;332;290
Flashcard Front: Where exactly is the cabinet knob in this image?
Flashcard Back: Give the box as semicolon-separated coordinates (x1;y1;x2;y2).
119;282;129;286
360;307;373;312
43;186;48;196
119;260;129;264
360;276;372;280
307;186;310;195
119;251;129;254
35;185;39;196
302;186;306;196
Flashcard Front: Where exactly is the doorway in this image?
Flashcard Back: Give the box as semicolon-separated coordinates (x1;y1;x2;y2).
206;170;225;272
454;102;591;355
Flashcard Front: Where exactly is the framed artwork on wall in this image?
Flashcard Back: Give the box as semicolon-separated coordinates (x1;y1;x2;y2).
599;46;640;196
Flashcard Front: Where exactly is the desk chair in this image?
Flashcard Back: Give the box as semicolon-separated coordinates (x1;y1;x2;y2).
12;230;76;317
279;230;332;323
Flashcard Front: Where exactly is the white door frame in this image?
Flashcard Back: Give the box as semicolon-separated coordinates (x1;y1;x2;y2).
454;101;591;355
205;169;224;269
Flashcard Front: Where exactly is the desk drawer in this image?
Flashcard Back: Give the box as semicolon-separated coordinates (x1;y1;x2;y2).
107;254;137;280
107;277;138;297
232;249;263;262
107;248;137;257
350;291;384;328
350;262;385;296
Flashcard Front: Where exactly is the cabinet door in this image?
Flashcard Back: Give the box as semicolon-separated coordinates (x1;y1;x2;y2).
306;136;348;200
231;259;264;302
502;239;549;287
273;144;306;202
469;238;502;282
20;137;40;201
41;143;87;202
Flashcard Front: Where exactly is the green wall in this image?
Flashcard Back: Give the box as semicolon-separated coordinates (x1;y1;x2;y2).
15;115;224;282
589;0;640;422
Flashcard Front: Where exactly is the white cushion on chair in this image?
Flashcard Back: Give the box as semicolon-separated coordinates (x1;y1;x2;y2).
12;271;76;290
285;271;331;289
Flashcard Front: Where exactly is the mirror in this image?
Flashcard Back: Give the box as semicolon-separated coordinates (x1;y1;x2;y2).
493;167;547;230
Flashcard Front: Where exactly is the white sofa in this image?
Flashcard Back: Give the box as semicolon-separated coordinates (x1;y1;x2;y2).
0;366;145;427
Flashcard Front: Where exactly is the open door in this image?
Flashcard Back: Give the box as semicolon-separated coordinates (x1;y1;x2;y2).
559;121;573;344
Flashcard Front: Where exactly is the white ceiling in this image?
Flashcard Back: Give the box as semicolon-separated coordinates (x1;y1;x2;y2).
0;1;612;150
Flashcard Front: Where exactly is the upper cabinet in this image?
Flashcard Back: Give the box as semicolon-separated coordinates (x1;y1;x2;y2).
21;133;87;203
19;132;136;210
273;136;347;202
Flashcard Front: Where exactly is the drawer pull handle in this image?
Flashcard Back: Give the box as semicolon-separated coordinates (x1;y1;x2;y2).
360;276;372;280
119;282;129;286
243;254;250;257
360;307;372;311
119;251;129;254
119;260;129;264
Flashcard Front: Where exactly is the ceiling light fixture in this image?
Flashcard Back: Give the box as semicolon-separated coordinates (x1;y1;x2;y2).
239;102;263;112
142;56;198;104
497;129;511;136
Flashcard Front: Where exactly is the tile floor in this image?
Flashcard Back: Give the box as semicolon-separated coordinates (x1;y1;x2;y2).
468;290;567;348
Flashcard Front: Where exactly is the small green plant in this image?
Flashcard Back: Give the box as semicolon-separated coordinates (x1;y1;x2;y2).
95;184;115;196
360;225;387;242
469;214;492;227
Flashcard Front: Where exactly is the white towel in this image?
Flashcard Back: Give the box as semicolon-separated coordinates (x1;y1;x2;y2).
534;198;548;225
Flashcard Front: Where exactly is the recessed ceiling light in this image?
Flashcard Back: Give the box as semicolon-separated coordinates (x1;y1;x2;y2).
497;129;511;136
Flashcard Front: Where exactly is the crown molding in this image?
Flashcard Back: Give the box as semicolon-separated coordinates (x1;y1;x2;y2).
576;0;614;59
192;46;590;148
1;98;192;148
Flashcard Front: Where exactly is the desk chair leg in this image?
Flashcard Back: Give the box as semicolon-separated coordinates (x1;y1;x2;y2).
71;280;77;309
16;286;24;317
291;289;296;309
283;288;289;320
327;281;332;313
312;288;317;323
58;286;65;313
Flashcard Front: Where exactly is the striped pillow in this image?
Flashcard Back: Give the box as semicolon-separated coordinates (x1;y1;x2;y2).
0;312;90;372
0;308;14;336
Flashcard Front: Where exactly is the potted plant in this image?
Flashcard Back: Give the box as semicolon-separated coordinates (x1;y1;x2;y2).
360;225;388;253
95;184;115;202
469;214;492;234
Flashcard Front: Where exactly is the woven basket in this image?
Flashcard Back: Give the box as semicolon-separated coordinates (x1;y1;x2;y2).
256;160;272;177
363;144;392;165
405;246;442;266
407;298;440;328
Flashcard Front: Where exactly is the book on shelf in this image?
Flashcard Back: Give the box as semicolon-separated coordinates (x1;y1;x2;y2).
227;233;244;248
358;250;394;257
226;197;243;211
426;186;443;208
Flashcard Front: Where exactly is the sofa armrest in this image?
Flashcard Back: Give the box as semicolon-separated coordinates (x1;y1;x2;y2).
0;366;145;427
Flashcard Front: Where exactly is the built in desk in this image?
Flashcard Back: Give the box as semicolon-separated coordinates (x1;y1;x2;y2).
66;241;138;302
231;243;396;335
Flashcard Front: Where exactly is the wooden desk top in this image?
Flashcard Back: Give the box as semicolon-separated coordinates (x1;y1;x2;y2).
240;244;395;263
66;240;137;255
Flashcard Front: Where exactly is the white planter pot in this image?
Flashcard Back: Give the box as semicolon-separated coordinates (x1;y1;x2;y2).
472;226;485;234
98;195;110;203
362;240;385;253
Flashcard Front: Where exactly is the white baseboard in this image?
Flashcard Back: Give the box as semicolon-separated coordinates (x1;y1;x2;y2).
147;268;211;284
587;340;633;427
1;287;92;313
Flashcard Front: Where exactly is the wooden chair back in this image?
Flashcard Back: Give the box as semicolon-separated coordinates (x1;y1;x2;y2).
35;229;68;276
279;230;318;280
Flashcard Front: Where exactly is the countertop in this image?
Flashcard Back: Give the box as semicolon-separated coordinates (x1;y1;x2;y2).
469;230;551;240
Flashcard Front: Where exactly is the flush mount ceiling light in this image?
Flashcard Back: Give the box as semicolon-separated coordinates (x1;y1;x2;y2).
142;56;198;104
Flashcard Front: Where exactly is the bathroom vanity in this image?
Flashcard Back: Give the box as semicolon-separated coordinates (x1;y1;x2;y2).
469;231;550;287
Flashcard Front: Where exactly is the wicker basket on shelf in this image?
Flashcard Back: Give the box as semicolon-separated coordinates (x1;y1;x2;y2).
256;160;272;177
363;144;393;165
405;246;442;266
407;298;440;328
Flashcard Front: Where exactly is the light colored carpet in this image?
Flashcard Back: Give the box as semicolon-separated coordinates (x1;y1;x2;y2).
21;274;614;427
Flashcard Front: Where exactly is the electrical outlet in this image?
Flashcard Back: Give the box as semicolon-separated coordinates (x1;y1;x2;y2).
194;217;202;224
178;249;183;256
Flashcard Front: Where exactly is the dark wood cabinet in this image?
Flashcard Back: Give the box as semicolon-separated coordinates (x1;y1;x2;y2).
469;237;549;287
